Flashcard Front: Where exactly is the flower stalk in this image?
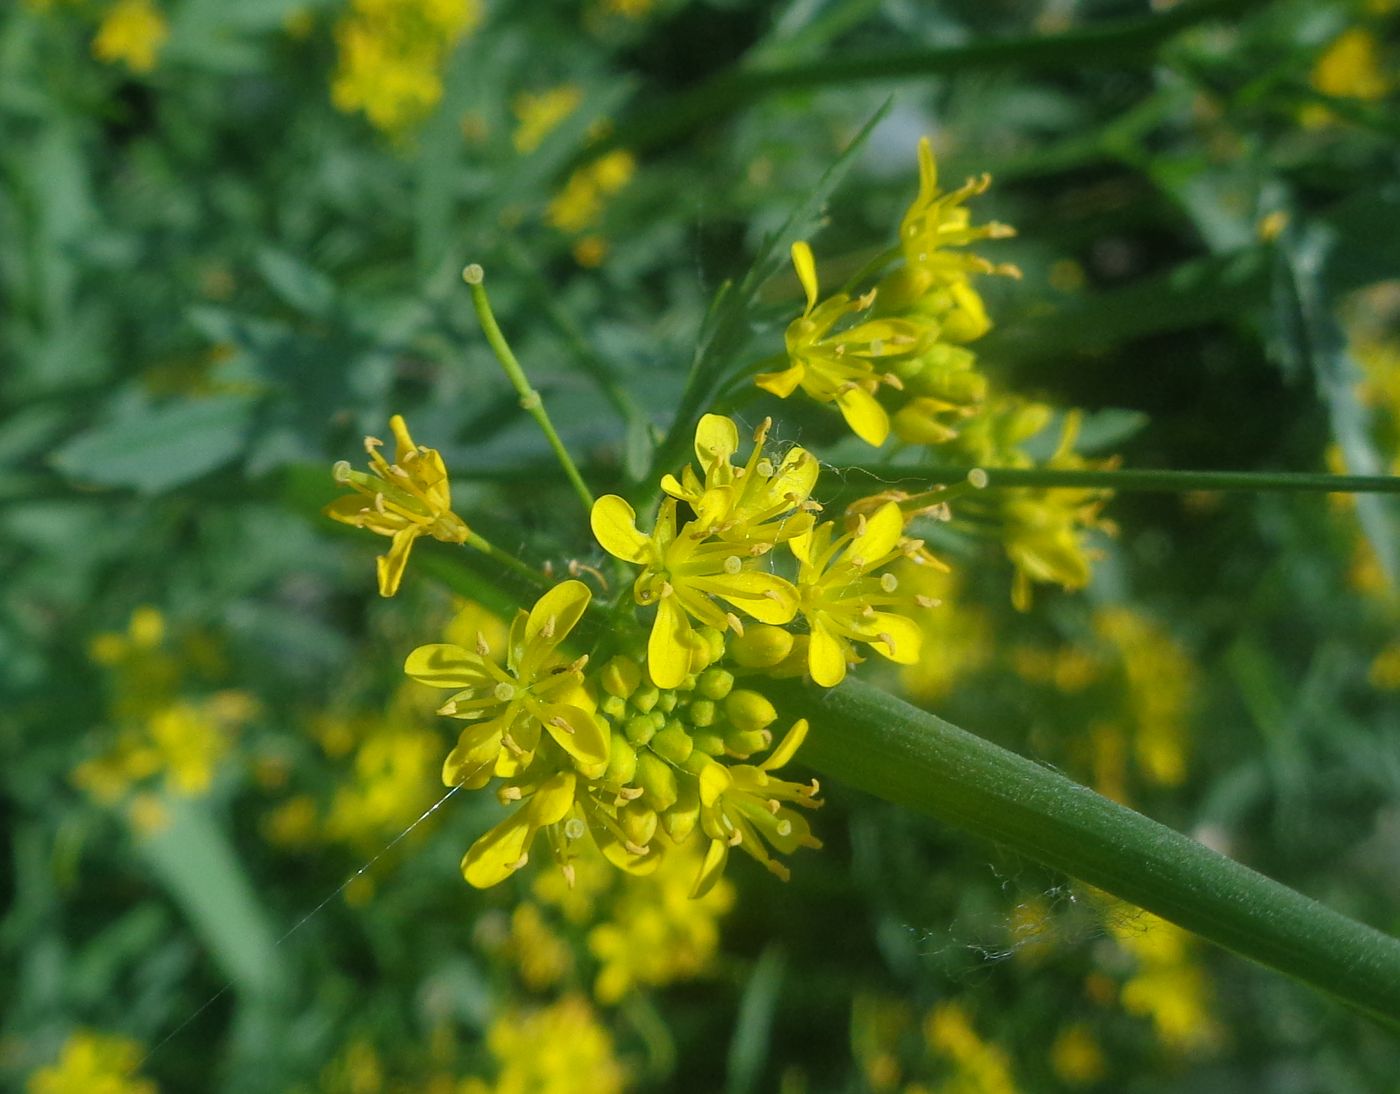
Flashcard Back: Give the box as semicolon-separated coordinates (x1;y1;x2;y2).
767;675;1400;1028
463;263;597;515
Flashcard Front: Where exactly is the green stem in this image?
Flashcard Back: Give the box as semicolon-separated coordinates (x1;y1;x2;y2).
769;677;1400;1027
463;265;597;515
847;465;1400;494
465;531;551;594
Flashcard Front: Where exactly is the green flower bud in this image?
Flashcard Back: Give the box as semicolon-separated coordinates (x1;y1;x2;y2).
601;656;642;699
601;694;627;721
686;698;716;728
688;626;726;673
656;689;678;714
662;780;700;842
724;727;772;759
625;713;657;746
696;668;734;701
631;684;660;714
728;624;794;669
619;800;658;848
650;720;694;764
680;750;716;776
725;689;777;734
605;732;638;784
893;399;961;446
690;732;725;757
635;751;678;812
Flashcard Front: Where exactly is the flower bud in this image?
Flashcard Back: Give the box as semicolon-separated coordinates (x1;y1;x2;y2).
686;698;716;728
728;624;794;669
656;689;678;714
662;781;700;842
894;399;961;445
624;713;657;746
605;732;637;784
725;689;777;734
690;732;725;757
724;727;772;759
631;684;660;714
650;720;694;764
696;668;734;701
689;627;726;673
619;800;658;848
600;694;627;721
635;751;678;812
600;656;641;699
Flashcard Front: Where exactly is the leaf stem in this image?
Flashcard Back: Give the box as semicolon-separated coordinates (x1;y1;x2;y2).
769;676;1400;1027
463;264;597;515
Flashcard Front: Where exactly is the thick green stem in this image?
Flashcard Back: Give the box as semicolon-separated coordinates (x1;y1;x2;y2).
847;465;1400;494
463;265;597;515
768;677;1400;1026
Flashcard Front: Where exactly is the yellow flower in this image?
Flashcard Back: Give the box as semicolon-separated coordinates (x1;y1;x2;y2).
326;414;470;597
789;502;924;687
1108;905;1220;1053
1311;28;1390;102
691;718;822;894
513;85;583;154
923;1003;1018;1094
591;495;798;688
92;0;168;74
1049;1023;1107;1085
28;1030;155;1094
406;580;608;791
659;413;819;545
587;838;734;1002
756;242;927;446
463;996;625;1094
879;137;1017;319
330;0;481;135
507;902;573;991
547;150;635;234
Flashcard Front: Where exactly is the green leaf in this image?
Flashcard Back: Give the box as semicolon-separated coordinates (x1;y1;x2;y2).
256;249;337;318
139;795;285;1000
52;394;257;494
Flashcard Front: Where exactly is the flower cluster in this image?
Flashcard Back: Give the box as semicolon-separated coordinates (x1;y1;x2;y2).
757;138;1115;607
330;406;949;896
91;0;168;73
331;0;482;135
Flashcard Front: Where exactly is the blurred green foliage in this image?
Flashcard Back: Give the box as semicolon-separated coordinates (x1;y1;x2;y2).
3;0;1399;1091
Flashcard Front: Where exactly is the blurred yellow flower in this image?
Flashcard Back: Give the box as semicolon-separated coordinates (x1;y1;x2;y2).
27;1030;155;1094
92;0;168;74
587;838;734;1002
513;85;583;154
1311;28;1390;101
507;902;574;991
1049;1023;1106;1085
923;1002;1018;1094
461;996;625;1094
1108;905;1220;1053
547;149;635;235
331;0;482;135
327;414;470;597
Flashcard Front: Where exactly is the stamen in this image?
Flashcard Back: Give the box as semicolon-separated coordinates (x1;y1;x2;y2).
550;716;576;735
726;612;746;636
476;632;490;656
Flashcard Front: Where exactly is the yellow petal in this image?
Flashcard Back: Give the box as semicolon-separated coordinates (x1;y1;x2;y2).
848;502;903;566
917;136;937;201
443;715;508;787
694;413;739;473
590;495;650;563
690;571;798;625
376;526;418;597
691;837;729;899
863;613;923;665
755;362;805;399
695;761;731;810
648;593;693;689
596;832;662;875
791;241;819;315
526;771;576;827
323;494;372;527
541;703;610;772
762;718;809;772
807;619;848;687
388;414;416;463
525;579;591;656
835;385;890;447
404;643;488;688
461;811;532;888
